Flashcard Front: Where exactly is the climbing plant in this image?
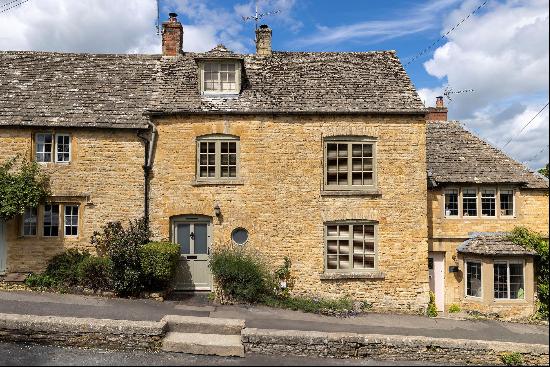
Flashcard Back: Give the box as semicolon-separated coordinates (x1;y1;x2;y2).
0;156;49;222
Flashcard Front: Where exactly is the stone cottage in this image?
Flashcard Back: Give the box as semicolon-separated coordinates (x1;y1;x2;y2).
0;14;547;316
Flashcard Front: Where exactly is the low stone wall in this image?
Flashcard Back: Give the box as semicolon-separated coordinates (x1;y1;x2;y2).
0;313;166;350
242;328;550;366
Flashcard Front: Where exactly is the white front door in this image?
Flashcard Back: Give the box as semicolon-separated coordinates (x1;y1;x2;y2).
428;252;445;311
0;221;6;273
172;216;212;291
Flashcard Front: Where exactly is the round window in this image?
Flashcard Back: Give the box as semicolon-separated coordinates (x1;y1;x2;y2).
231;227;249;245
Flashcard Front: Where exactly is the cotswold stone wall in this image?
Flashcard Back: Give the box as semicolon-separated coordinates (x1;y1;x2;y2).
149;114;429;312
428;188;549;317
0;127;145;272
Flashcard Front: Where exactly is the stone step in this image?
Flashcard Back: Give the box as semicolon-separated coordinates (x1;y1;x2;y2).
162;332;244;357
162;315;245;335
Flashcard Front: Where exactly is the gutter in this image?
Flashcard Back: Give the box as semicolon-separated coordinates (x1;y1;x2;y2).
143;109;428;117
138;120;157;225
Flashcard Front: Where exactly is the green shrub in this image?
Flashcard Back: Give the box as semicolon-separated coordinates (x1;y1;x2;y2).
25;273;56;289
209;244;275;303
91;218;151;297
265;296;354;315
274;257;294;299
45;249;90;286
500;352;524;366
426;291;438;317
77;256;113;291
139;242;180;291
508;227;549;319
448;304;461;313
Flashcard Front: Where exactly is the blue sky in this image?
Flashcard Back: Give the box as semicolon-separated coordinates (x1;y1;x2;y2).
1;0;548;169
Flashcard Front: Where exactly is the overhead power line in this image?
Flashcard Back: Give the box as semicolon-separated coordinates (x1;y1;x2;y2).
0;0;30;14
502;102;549;149
404;1;488;67
524;144;549;163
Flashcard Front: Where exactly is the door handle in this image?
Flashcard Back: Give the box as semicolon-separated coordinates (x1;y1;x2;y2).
190;232;195;240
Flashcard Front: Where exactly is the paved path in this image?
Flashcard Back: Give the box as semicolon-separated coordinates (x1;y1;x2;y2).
0;290;548;345
0;341;437;366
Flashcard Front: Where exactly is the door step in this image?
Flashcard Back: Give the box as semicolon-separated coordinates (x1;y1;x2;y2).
162;332;244;357
162;315;244;335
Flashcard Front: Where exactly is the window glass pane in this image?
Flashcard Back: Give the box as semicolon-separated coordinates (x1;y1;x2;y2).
500;190;514;216
193;224;208;254
444;189;459;216
481;189;496;216
177;224;190;254
36;134;53;162
64;205;79;236
56;135;71;162
23;207;37;236
494;262;508;299
326;142;374;187
509;263;524;299
43;204;59;237
326;223;376;271
462;188;477;216
466;261;482;297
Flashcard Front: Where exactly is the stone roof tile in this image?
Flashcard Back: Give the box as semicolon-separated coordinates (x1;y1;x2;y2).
457;232;537;256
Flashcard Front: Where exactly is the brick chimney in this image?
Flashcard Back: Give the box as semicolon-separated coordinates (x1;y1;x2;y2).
255;24;272;56
426;96;448;121
162;13;183;56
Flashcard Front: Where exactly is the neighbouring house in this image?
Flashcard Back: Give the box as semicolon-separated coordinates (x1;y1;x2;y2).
426;100;549;318
0;14;547;317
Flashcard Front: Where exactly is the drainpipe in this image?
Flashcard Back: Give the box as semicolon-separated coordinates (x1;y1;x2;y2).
138;120;157;225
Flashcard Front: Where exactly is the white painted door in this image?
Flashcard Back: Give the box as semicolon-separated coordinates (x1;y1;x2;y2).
172;216;212;291
428;252;445;311
0;221;6;273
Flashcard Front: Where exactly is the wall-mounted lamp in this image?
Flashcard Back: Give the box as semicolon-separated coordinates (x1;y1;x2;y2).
214;203;221;217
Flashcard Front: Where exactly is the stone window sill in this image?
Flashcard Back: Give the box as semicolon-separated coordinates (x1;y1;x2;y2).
320;271;385;280
192;179;244;186
320;190;382;197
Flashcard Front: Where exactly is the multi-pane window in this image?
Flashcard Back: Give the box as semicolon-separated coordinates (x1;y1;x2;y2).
325;140;375;189
202;62;239;93
462;188;477;216
197;136;239;180
56;134;71;162
35;133;71;163
325;222;376;271
494;261;524;299
500;189;514;216
481;189;496;217
43;204;60;237
444;189;459;216
64;205;79;236
22;207;38;236
466;261;482;297
36;133;53;162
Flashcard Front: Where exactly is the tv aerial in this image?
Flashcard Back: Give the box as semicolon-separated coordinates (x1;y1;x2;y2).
443;85;475;102
242;1;281;30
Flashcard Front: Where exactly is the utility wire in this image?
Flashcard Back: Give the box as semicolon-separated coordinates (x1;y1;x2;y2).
404;1;488;67
502;102;549;149
524;144;549;163
0;0;30;14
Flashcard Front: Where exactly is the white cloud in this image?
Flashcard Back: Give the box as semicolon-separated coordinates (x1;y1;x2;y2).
421;0;549;169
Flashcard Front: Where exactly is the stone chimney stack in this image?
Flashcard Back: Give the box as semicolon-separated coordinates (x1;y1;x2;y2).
162;13;183;56
426;96;448;121
255;24;272;56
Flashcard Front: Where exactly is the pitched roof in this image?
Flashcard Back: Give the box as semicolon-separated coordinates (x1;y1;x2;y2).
0;49;425;129
457;232;537;256
427;121;549;189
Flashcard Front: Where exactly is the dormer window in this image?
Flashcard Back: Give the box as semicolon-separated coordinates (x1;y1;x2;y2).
200;61;241;95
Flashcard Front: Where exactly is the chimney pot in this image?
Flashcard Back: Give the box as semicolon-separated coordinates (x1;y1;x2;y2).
427;96;448;121
162;12;183;56
255;24;272;56
436;96;444;108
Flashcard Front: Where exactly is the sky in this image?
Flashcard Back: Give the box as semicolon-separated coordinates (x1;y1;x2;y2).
0;0;548;170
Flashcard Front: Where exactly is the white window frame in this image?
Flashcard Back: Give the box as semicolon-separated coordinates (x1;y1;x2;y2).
35;133;54;163
199;61;241;95
498;187;516;218
324;221;378;273
480;188;497;218
196;134;240;181
494;259;525;301
443;188;460;218
64;205;79;237
21;207;38;237
55;134;72;163
464;259;483;299
462;187;478;217
43;204;60;237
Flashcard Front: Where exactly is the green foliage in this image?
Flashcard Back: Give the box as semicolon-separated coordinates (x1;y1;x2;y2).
139;242;180;291
24;273;57;289
91;218;151;297
265;296;354;315
508;227;549;319
538;163;549;178
45;249;91;286
500;352;524;366
77;256;113;291
209;244;275;303
448;304;461;313
426;291;438;317
274;256;294;298
0;156;49;222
